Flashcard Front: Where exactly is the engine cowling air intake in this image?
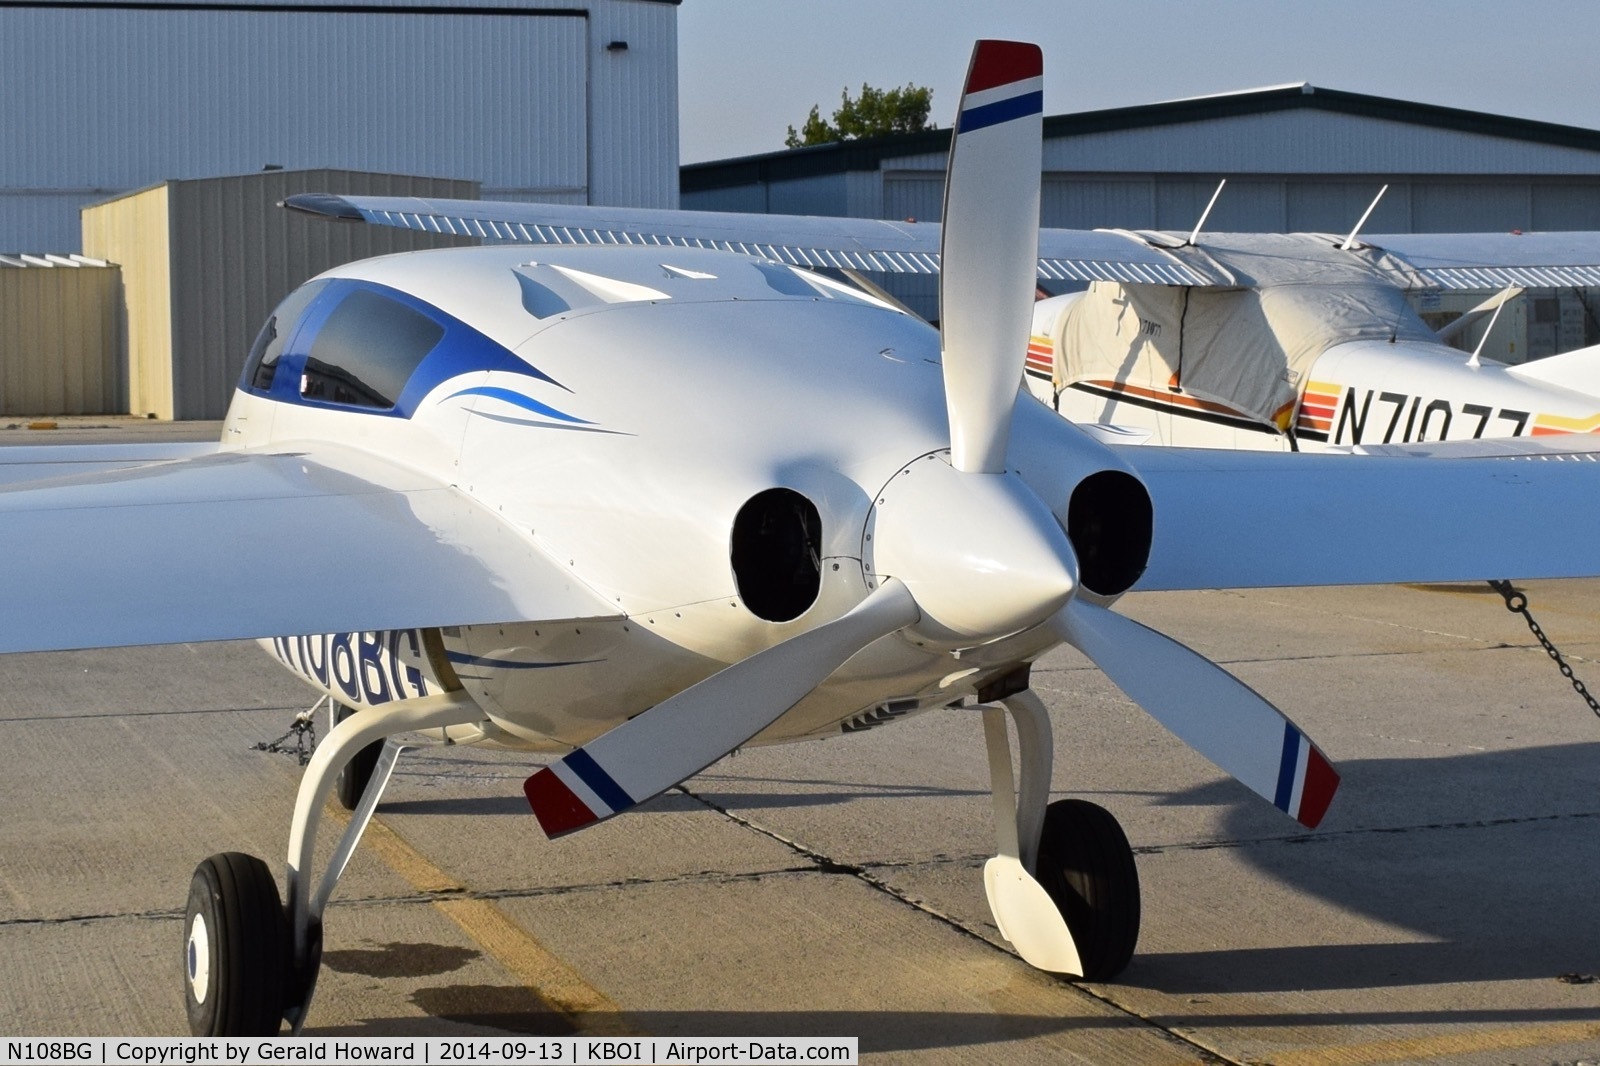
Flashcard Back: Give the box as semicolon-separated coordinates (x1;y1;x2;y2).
730;487;824;623
1065;469;1152;598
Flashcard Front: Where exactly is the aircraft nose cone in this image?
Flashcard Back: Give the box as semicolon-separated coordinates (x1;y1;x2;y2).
867;453;1077;644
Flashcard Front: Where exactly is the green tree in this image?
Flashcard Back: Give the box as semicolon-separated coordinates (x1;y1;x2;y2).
784;83;934;148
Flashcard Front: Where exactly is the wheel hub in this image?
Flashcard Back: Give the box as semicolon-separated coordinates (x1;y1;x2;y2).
186;912;211;1005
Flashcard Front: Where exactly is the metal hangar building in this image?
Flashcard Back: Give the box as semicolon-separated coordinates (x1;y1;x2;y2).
681;83;1600;346
0;0;681;254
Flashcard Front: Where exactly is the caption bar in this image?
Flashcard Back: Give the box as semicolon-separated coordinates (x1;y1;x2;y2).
4;1039;858;1066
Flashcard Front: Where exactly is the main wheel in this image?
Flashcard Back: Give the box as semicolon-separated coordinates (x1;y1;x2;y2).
333;703;382;811
1033;798;1140;980
184;852;290;1036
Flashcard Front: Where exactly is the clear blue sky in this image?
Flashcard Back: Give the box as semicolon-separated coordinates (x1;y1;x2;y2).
678;0;1600;163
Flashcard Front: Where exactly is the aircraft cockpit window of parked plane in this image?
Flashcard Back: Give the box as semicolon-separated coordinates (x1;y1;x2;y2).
299;287;445;409
240;278;568;423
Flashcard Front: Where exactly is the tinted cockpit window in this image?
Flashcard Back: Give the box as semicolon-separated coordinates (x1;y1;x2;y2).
300;288;445;410
242;281;327;392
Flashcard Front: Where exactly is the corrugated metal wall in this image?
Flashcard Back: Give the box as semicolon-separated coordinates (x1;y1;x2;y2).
1;0;679;251
1040;110;1600;177
873;172;1600;236
689;104;1600;237
0;260;121;415
588;0;680;209
84;169;478;420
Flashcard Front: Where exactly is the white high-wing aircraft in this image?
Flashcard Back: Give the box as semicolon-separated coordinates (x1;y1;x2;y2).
1023;241;1600;453
13;42;1600;1037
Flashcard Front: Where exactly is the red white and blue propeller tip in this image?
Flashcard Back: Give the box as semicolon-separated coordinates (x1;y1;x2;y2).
1276;724;1339;828
957;41;1044;134
524;749;634;838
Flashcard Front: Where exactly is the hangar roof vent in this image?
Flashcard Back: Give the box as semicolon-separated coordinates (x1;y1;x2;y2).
0;254;114;268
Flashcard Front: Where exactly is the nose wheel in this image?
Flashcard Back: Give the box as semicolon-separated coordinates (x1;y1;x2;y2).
1033;798;1140;980
981;688;1140;981
183;852;291;1036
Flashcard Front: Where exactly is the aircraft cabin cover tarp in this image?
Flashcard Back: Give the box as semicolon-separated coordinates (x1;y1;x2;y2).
1052;279;1438;430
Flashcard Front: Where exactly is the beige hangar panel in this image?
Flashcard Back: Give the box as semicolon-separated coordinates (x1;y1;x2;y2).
83;169;477;420
0;255;121;417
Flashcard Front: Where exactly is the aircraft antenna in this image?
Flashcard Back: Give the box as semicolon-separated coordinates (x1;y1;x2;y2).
1340;185;1389;250
1468;294;1510;368
1437;285;1523;345
1186;179;1226;246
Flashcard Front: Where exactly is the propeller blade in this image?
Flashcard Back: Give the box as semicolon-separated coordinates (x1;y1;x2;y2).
1053;601;1339;828
524;579;920;837
939;39;1044;474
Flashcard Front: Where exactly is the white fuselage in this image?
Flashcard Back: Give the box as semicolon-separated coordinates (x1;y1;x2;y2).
1028;297;1600;453
225;246;1113;752
1035;338;1600;453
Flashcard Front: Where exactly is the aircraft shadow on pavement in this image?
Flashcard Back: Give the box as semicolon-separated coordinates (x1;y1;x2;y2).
1126;740;1600;995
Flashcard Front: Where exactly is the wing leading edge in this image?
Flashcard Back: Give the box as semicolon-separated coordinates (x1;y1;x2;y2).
281;194;1214;286
0;445;619;654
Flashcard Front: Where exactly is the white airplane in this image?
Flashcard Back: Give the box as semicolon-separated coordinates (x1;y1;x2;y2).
12;41;1600;1038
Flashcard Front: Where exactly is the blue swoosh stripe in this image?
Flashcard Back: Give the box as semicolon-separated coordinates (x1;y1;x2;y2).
959;90;1043;133
444;385;595;424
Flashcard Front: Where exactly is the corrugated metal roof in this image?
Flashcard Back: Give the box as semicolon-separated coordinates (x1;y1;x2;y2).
0;253;113;267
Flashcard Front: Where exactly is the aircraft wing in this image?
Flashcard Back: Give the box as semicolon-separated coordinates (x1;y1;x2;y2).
283;193;1600;289
0;445;619;654
1127;444;1600;591
280;194;1216;285
1361;232;1600;289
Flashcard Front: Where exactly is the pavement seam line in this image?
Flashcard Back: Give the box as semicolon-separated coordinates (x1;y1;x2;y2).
0;863;839;929
337;807;638;1037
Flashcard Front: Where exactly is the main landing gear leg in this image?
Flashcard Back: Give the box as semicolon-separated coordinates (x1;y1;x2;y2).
981;687;1141;980
183;690;482;1036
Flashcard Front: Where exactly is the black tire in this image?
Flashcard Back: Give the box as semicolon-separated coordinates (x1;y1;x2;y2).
183;852;290;1036
334;703;382;811
1033;798;1140;981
